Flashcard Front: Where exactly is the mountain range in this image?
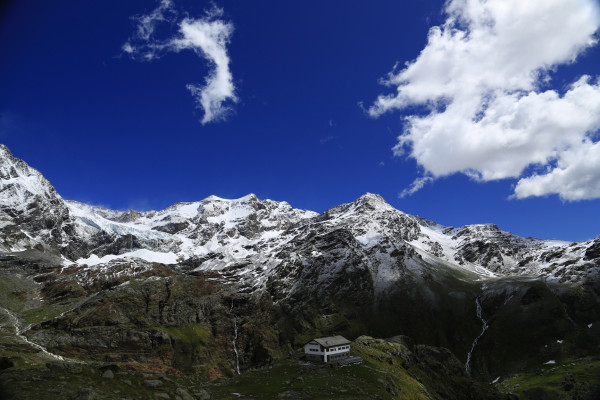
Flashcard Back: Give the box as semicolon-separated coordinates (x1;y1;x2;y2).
1;143;599;400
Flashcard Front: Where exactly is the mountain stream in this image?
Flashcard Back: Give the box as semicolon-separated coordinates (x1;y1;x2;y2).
0;307;77;363
465;291;489;375
230;300;241;375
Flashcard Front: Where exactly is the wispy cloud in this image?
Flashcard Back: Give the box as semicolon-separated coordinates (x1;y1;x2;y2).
319;135;336;144
123;1;237;124
370;0;600;200
399;176;433;198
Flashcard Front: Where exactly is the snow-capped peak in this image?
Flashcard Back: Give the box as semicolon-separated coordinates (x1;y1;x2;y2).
354;192;394;210
0;145;71;253
0;144;61;207
1;144;598;289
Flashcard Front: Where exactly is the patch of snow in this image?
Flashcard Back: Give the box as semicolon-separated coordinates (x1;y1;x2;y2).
169;202;202;218
356;231;383;248
203;195;226;202
260;230;282;240
76;250;179;266
544;360;556;365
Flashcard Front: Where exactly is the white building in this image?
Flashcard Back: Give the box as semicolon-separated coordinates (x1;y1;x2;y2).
304;335;351;363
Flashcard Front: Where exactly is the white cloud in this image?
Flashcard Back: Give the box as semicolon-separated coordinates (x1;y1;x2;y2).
370;0;600;200
399;176;433;198
122;0;177;59
514;140;600;201
134;0;175;41
123;1;237;124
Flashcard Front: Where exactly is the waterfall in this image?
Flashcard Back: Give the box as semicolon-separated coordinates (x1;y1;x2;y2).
465;295;489;375
232;318;241;375
0;307;78;363
230;299;241;375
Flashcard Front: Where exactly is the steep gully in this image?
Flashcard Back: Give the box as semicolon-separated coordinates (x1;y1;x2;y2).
465;285;489;375
230;300;241;375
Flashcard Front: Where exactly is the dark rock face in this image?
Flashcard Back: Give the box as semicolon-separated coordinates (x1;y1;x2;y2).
585;239;600;260
465;279;600;380
24;270;280;376
152;221;190;234
456;240;505;270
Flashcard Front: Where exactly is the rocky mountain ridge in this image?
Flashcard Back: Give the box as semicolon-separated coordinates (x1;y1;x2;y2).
1;143;598;293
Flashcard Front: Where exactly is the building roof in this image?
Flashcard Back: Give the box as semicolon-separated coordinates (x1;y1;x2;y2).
311;335;351;347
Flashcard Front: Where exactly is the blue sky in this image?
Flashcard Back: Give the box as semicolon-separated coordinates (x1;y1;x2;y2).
1;0;600;242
